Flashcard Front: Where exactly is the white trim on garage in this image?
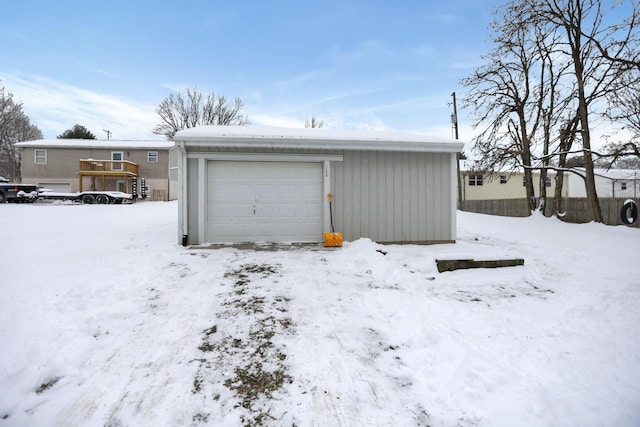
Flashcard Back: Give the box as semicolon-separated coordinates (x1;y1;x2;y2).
186;152;343;162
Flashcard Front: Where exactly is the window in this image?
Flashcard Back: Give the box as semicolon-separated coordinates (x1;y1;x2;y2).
621;182;627;190
469;174;483;186
34;149;47;164
147;151;158;163
523;176;551;187
111;151;123;171
500;175;508;184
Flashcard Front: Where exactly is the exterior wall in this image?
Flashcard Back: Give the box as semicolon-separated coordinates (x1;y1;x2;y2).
181;148;457;245
566;172;640;198
186;157;200;243
19;146;174;198
462;172;567;201
332;151;455;243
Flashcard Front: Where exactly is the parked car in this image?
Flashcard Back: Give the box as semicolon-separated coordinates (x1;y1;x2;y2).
0;177;39;203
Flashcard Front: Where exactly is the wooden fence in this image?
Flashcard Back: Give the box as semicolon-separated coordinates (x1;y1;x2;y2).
460;197;640;228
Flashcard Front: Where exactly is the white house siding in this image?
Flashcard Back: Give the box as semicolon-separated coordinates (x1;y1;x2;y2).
331;151;453;243
462;172;565;201
566;170;640;198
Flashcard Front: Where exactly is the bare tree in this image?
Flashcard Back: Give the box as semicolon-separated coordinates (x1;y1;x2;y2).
153;87;250;140
602;65;640;165
462;3;557;210
0;83;42;181
463;0;639;222
531;0;640;222
305;116;324;128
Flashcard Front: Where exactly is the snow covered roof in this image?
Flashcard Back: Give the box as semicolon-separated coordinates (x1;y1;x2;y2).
593;168;640;180
174;125;465;153
15;139;174;150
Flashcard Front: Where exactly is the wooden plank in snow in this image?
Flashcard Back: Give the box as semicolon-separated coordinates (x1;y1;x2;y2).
436;258;525;273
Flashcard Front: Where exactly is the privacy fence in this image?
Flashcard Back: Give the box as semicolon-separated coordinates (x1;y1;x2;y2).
460;197;640;228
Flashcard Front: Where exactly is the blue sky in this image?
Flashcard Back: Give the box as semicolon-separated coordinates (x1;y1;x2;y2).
2;0;503;141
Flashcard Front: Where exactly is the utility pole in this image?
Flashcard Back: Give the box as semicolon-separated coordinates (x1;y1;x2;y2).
451;92;459;140
103;129;112;140
451;92;462;208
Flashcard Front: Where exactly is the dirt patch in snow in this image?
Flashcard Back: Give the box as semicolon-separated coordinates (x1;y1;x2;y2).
191;263;294;426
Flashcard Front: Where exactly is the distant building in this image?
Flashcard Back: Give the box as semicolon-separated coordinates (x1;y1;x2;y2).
16;139;177;200
461;170;567;201
460;168;640;201
565;169;640;198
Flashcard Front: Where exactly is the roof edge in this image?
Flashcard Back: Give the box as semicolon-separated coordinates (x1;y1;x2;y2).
181;137;464;153
175;126;465;153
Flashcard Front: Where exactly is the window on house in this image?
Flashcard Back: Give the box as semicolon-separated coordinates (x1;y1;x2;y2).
469;174;483;186
147;151;158;163
500;175;508;184
111;151;123;171
621;182;627;190
34;149;47;164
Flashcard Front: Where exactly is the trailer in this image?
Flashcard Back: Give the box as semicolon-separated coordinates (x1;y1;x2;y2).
38;190;135;204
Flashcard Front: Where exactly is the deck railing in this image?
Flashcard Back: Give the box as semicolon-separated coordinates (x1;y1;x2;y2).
79;159;139;176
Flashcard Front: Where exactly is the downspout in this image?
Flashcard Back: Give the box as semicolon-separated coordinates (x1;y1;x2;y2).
178;141;189;246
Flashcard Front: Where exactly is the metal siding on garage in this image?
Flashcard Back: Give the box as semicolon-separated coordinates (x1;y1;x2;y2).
206;161;323;243
187;158;200;244
331;151;453;243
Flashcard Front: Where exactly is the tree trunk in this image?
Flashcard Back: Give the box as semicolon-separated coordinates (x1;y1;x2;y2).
575;63;604;222
519;116;536;211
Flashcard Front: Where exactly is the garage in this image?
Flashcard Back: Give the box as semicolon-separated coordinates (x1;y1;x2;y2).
174;125;464;246
207;161;323;243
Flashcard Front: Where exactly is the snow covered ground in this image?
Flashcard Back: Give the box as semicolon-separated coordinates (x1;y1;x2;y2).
1;201;639;427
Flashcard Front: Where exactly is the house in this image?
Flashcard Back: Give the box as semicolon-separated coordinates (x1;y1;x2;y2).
565;168;640;198
461;170;568;201
16;139;177;200
173;125;464;245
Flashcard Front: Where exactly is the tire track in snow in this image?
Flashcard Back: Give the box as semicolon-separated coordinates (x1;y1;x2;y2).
47;255;219;427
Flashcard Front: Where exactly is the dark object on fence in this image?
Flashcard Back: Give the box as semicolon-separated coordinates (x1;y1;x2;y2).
620;200;638;225
436;258;525;273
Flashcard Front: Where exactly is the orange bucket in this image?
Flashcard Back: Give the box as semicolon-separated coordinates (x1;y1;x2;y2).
323;232;343;247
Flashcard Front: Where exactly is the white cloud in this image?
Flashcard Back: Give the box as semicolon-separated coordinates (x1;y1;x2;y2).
0;73;160;140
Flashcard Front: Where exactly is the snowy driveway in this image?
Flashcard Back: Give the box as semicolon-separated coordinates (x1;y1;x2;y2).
1;202;639;426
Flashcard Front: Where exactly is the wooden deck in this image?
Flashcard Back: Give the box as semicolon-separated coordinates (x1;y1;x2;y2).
78;159;139;192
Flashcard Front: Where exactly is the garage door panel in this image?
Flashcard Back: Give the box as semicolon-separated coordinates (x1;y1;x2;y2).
256;203;320;219
209;203;254;219
207;161;323;243
209;182;253;199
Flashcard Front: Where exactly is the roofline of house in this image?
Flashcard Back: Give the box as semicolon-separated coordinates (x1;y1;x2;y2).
15;139;174;150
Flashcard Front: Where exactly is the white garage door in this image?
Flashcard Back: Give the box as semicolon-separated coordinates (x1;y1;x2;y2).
207;161;323;243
